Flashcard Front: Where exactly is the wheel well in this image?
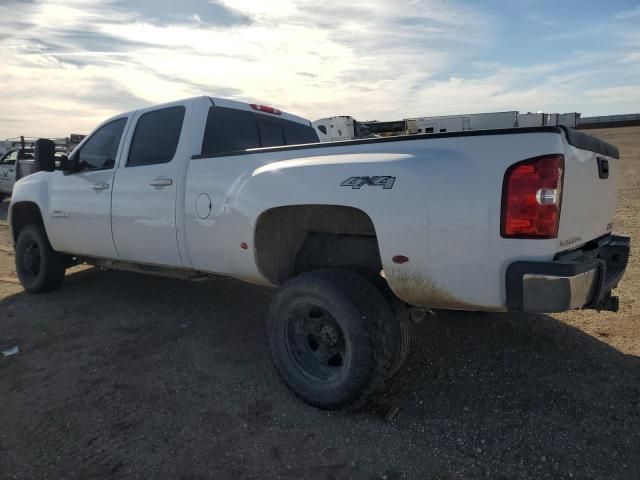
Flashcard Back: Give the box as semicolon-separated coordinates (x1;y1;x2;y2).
11;202;45;242
254;205;382;284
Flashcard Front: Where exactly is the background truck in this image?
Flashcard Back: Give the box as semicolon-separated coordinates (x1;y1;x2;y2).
0;147;36;202
0;137;73;202
8;96;629;410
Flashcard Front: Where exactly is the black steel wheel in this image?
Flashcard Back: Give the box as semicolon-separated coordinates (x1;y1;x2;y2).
20;239;42;280
267;269;394;410
15;224;65;293
285;303;348;382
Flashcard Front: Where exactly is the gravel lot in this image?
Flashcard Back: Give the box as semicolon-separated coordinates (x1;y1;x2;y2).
1;127;639;479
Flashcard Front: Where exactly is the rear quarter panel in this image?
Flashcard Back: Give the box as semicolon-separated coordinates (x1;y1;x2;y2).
184;130;567;311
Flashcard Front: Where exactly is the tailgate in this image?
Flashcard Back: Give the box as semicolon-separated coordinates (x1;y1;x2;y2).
557;128;620;251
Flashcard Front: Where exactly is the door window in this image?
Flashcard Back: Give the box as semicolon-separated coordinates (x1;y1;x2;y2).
77;118;127;171
128;106;185;167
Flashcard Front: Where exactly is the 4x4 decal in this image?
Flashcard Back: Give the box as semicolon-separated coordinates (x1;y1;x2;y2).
340;176;396;190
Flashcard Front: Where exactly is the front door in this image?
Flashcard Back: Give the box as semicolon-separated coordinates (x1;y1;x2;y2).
111;103;187;267
47;117;128;258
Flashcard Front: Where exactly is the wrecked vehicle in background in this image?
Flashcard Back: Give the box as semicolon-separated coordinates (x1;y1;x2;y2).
0;136;83;202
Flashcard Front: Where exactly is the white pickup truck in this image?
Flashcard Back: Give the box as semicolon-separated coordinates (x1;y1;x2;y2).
8;96;630;409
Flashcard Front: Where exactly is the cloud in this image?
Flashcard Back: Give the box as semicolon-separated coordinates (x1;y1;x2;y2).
524;12;559;28
585;85;640;105
0;0;638;138
45;30;153;53
110;0;252;26
614;5;640;19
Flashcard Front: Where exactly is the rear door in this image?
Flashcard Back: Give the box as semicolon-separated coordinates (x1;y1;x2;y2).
111;101;188;266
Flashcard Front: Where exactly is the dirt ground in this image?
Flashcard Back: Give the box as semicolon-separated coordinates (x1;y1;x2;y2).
1;127;639;480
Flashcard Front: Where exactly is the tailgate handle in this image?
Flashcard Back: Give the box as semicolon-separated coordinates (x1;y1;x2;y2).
597;157;609;179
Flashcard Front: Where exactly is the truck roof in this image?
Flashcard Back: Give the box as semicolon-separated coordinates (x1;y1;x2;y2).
209;97;312;127
104;96;312;128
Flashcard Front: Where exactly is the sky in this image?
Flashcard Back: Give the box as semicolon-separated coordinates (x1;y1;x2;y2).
0;0;639;138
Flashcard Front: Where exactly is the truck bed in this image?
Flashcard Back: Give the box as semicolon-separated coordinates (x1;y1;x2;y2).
192;126;619;160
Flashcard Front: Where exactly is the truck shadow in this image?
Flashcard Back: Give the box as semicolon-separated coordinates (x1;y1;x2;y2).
1;267;638;478
384;308;639;419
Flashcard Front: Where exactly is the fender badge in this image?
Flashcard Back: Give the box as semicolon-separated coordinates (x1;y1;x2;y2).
341;176;396;190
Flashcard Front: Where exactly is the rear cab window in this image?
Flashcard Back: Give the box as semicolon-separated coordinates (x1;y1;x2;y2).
201;106;318;156
258;122;285;147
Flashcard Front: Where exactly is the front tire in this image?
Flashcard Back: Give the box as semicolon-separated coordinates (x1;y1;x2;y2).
15;224;65;293
267;269;394;410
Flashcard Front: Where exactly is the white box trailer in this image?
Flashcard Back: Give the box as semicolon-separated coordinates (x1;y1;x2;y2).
412;116;468;133
558;112;580;128
545;113;559;126
409;111;517;133
469;111;517;130
518;113;545;127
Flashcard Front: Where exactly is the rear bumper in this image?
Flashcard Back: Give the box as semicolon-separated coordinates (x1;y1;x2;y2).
506;235;630;313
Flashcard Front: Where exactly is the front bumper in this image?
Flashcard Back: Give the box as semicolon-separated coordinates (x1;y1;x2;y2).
506;235;630;313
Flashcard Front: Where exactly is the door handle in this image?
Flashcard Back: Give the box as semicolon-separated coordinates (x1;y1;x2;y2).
150;177;173;187
92;182;109;191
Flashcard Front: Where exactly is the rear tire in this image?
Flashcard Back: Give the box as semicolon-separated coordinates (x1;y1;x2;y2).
384;295;411;378
15;224;65;293
267;269;394;410
353;268;412;378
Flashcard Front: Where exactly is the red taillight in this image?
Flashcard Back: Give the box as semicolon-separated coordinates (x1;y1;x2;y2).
501;154;564;238
250;104;282;115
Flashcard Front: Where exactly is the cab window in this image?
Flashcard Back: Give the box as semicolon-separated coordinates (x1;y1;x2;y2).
201;106;318;155
77;118;127;171
258;121;285;147
201;107;260;155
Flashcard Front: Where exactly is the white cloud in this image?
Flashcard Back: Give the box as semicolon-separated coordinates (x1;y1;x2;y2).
614;5;640;19
0;0;638;138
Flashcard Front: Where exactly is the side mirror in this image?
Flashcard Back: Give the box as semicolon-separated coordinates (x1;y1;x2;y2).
60;154;77;174
34;139;56;172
